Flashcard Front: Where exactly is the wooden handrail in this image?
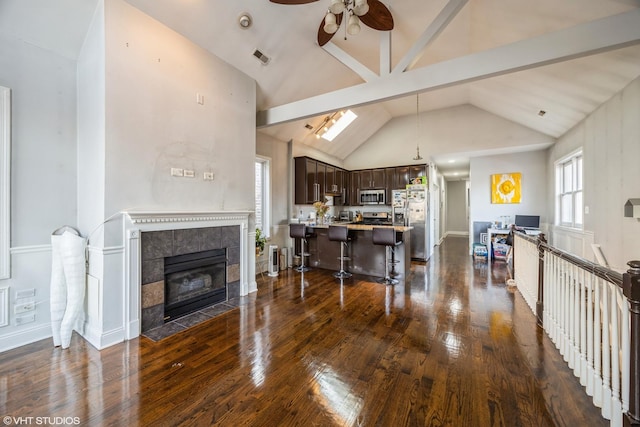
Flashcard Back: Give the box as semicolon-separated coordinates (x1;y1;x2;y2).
624;261;640;427
515;231;623;287
514;231;638;425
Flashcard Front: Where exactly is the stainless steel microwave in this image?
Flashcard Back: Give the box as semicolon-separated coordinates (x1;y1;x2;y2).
359;189;385;205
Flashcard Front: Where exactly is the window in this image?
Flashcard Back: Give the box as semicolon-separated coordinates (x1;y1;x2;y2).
255;157;270;237
555;150;582;228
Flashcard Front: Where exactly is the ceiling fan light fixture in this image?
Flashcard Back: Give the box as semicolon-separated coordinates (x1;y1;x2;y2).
347;14;361;35
329;0;345;14
324;12;339;34
353;0;369;16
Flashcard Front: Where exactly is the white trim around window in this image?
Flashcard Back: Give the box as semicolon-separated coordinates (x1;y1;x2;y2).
555;148;583;230
255;156;271;238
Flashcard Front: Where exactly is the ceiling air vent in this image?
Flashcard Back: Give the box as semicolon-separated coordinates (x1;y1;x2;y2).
253;49;270;66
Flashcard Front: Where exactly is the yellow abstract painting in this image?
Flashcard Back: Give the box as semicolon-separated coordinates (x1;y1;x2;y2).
491;172;521;204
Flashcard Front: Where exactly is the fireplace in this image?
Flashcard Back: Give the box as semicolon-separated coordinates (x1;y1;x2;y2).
138;224;243;333
164;248;227;321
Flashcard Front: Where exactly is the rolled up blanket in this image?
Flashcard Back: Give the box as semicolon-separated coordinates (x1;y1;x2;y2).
50;227;86;349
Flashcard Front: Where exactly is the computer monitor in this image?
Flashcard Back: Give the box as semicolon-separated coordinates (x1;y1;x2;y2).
515;215;540;229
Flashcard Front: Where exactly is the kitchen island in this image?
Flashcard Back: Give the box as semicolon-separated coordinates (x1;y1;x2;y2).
300;223;412;281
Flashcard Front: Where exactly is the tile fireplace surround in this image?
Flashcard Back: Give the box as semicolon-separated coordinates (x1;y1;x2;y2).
140;226;240;332
124;211;253;341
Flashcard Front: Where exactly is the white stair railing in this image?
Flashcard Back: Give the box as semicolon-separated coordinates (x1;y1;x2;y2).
513;233;629;426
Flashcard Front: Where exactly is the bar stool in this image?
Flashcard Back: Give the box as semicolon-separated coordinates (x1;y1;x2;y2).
290;224;312;272
328;225;352;279
372;227;401;285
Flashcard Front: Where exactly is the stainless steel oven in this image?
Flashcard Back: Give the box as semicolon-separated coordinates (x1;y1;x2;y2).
359;189;385;205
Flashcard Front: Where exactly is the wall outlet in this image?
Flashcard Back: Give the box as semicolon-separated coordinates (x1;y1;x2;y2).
14;302;35;314
16;289;35;299
15;314;35;325
171;168;184;177
203;172;214;181
183;169;195;178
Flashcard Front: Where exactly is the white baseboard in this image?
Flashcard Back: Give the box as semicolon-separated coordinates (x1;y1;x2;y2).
0;323;51;353
81;323;124;350
445;231;469;237
248;280;258;294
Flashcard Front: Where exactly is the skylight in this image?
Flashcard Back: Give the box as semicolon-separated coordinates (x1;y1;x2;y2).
321;110;357;142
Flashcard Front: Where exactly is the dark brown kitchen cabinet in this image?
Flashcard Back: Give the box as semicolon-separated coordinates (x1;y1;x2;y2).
409;165;427;181
395;166;410;189
295;157;352;205
295;156;428;206
335;169;347;206
325;165;336;193
385;168;396;205
360;168;385;189
349;171;361;205
295;157;324;204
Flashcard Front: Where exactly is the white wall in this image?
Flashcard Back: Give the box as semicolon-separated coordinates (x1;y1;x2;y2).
0;29;79;350
446;180;468;233
103;0;255;217
344;104;555;170
75;0;257;349
548;76;640;271
469;150;548;251
256;133;290;255
0;0;258;352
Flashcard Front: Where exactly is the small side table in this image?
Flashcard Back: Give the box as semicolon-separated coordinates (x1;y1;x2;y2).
256;250;268;280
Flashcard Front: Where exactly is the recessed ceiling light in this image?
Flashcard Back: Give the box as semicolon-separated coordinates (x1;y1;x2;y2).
448;159;455;163
453;172;459;176
239;13;252;29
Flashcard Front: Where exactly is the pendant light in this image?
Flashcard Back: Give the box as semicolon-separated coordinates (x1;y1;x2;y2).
413;94;423;161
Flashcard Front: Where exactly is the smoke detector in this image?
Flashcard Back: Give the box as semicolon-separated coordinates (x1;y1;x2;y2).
238;13;252;29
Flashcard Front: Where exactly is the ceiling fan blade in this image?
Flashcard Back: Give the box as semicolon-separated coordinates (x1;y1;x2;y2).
359;0;394;31
317;13;343;46
269;0;318;4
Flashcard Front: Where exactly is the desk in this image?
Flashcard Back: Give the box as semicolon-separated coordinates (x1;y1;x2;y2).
487;227;511;241
487;228;511;260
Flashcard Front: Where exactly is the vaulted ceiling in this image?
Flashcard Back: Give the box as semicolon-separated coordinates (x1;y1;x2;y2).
3;0;640;178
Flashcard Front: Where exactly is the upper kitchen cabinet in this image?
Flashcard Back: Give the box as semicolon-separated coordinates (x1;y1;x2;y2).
385;168;396;205
295;157;323;204
410;165;427;181
294;157;349;205
361;168;385;189
349;171;361;205
395;166;410;188
325;165;336;193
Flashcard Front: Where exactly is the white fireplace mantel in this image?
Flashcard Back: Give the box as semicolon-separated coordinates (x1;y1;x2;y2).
123;210;255;340
126;210;253;228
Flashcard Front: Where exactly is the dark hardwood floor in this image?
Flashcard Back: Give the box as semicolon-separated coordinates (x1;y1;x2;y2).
0;236;606;426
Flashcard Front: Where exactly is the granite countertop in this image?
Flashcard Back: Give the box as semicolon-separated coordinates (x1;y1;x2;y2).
307;223;413;232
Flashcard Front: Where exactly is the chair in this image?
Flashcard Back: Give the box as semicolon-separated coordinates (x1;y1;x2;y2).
372;227;402;285
290;224;312;272
328;225;352;279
